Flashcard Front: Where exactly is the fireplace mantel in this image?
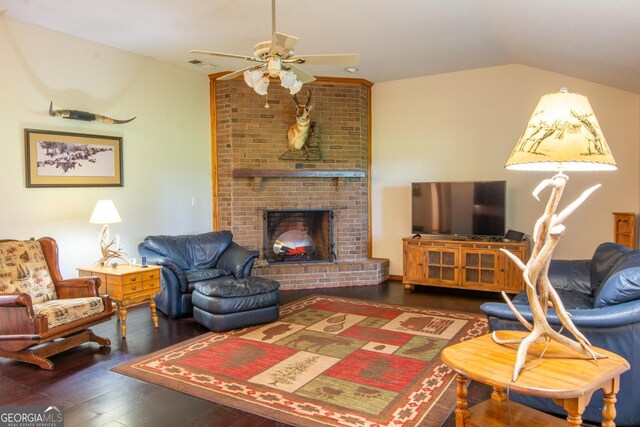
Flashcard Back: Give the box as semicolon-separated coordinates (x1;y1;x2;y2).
232;169;366;178
233;169;366;191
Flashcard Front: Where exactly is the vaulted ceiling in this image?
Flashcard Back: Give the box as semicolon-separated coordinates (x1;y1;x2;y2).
1;0;639;93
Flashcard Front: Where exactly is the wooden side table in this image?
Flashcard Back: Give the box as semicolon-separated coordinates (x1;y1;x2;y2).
441;331;630;427
78;264;162;339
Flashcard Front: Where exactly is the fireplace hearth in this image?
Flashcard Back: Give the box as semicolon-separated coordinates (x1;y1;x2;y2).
264;209;334;264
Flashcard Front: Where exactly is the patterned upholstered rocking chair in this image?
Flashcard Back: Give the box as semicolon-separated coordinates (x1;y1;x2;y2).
0;237;115;369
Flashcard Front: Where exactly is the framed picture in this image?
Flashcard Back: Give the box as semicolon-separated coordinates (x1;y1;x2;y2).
25;129;123;187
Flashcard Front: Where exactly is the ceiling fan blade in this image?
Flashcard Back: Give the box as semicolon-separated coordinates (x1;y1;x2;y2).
287;53;360;66
218;64;264;81
269;32;298;56
288;64;316;84
189;50;259;62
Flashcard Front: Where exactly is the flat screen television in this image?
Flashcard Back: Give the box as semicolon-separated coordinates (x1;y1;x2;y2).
411;180;506;238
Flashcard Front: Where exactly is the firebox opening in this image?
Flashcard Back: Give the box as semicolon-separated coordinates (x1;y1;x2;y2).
264;209;334;264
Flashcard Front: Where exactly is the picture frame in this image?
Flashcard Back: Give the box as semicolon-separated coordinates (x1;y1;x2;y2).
25;129;123;188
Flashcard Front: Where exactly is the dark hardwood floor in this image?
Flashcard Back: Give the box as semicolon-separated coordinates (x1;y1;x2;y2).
0;281;570;426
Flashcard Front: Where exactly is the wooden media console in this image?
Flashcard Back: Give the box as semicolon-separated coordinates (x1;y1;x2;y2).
402;237;528;293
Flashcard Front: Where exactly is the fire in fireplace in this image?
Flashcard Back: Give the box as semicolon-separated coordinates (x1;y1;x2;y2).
264;209;334;264
274;230;315;260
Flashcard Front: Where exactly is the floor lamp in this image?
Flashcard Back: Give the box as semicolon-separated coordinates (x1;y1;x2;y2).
496;88;617;381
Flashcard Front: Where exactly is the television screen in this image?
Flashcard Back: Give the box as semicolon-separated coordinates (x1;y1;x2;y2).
411;181;506;237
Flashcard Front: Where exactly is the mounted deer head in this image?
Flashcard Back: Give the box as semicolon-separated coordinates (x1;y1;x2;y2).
287;90;314;151
293;90;314;120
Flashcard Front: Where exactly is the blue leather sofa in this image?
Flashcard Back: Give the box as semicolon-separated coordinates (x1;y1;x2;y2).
138;231;259;317
481;242;640;426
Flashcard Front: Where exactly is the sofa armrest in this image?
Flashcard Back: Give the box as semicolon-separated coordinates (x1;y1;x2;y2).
548;259;591;294
55;277;100;299
217;242;259;279
481;299;640;329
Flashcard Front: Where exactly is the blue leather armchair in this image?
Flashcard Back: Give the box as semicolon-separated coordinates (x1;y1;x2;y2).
481;242;640;426
138;231;259;317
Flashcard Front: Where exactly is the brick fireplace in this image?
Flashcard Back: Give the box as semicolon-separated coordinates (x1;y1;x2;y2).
210;76;389;289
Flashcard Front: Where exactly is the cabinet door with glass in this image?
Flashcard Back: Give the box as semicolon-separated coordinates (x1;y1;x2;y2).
425;247;459;286
461;249;498;289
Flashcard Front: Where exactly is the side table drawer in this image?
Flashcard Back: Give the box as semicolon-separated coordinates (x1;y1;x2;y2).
144;279;160;291
109;283;144;299
124;282;144;294
122;272;143;285
143;270;160;281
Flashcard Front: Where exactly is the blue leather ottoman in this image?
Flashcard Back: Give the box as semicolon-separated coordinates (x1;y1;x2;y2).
192;276;280;332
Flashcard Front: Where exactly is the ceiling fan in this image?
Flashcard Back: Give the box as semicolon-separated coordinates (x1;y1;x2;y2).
189;0;359;97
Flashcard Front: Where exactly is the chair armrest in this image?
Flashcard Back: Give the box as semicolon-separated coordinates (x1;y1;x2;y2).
139;243;189;291
481;299;640;329
0;293;47;336
0;293;34;310
100;295;114;313
54;276;101;299
217;242;259;279
154;258;188;292
548;259;591;293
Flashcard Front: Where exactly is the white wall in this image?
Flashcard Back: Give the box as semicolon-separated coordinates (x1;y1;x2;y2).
372;64;640;276
0;16;212;277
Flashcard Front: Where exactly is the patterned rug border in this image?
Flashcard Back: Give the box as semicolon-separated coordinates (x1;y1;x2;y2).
113;294;488;427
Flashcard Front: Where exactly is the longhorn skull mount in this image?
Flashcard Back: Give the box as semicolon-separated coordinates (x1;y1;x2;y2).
49;102;136;124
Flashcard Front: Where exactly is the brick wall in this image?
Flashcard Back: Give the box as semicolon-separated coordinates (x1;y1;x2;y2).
212;76;388;289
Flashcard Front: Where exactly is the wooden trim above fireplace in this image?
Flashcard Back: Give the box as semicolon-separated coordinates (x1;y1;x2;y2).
208;73;373;88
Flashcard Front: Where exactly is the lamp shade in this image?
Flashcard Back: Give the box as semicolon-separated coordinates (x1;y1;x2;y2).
243;69;262;88
89;200;122;224
279;70;297;89
253;75;270;96
289;79;303;95
505;89;617;171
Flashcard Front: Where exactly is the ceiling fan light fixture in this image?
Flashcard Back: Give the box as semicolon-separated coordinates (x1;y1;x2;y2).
289;79;303;95
243;69;263;88
254;75;270;95
192;0;358;106
279;70;297;88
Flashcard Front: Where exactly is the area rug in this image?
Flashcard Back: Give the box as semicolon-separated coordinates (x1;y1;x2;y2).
113;295;488;426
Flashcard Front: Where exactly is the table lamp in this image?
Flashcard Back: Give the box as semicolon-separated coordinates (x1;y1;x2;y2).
89;199;127;266
496;87;617;381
